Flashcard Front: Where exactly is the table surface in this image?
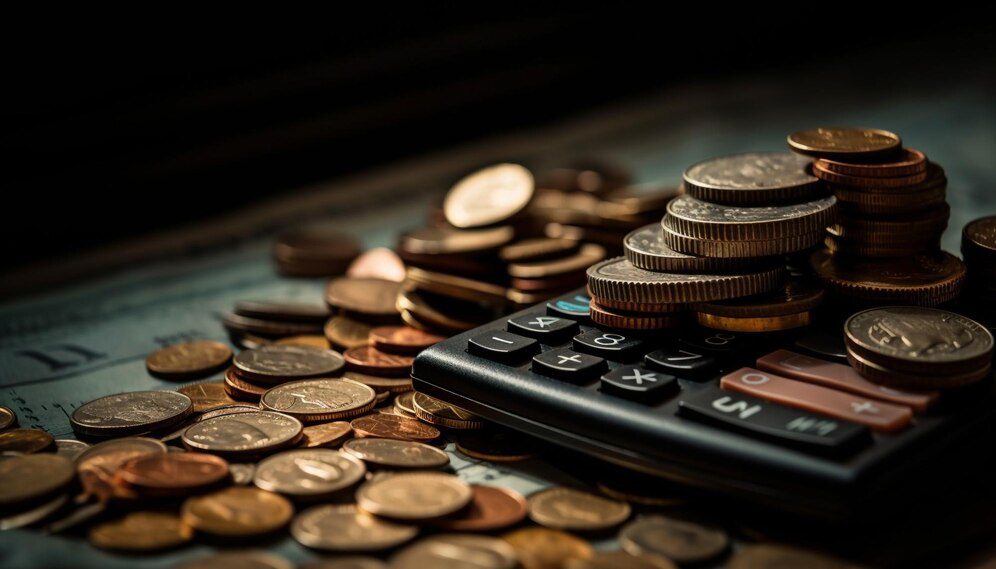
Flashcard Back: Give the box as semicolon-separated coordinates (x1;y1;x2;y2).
2;64;995;568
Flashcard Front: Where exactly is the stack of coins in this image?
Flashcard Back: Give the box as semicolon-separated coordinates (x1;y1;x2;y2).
791;127;966;306
962;215;996;321
222;301;331;348
271;226;361;277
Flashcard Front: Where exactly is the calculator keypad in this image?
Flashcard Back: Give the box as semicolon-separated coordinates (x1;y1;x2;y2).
645;347;718;377
573;329;644;361
532;348;606;382
600;366;677;402
468;330;539;363
507;315;579;343
546;292;592;320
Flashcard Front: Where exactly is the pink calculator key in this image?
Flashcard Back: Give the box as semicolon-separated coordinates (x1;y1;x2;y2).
721;367;913;432
756;350;939;413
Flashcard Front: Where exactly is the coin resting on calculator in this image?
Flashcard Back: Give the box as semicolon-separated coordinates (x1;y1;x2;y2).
2;126;994;569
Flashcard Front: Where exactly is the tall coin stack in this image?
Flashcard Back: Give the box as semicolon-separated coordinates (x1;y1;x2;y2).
791;127;967;307
590;152;838;332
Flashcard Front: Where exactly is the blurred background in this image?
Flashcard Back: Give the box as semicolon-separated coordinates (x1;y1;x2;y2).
1;10;994;283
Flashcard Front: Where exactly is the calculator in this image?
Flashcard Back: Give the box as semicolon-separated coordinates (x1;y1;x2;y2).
411;288;996;521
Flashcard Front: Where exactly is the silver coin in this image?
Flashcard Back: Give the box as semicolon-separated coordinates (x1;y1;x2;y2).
390;534;518;569
260;379;375;422
160;405;258;444
665;194;838;241
233;345;345;383
342;438;449;469
291;504;418;552
181;411;302;456
253;449;366;497
70;391;193;437
683;152;820;204
623;224;765;273
229;463;256;485
54;439;90;461
173;552;295;569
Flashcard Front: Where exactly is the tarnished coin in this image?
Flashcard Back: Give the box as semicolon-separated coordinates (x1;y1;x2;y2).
291;503;418;552
662;221;823;258
344;346;414;376
397;288;492;333
620;515;729;565
54;439;90;461
391;534;518;569
234;345;345;384
846;349;991;391
182;486;294;537
435;485;528;531
300;558;387;569
347;247;407;283
261;378;376;422
412;392;483;429
665;194;838;241
682;152;822;204
146;340;233;379
274;335;332;350
507;243;606;279
357;472;473;520
0;493;68;531
527;487;631;531
454;429;540;462
301;421;353;448
369;326;446;354
223;367;268;401
502;527;593;569
405;267;509;304
500;238;580;263
815;147;926;178
587;257;784;305
117;452;230;496
350;414;440;442
0;406;17;431
810;249;965;305
0;454;74;506
88;511;192;551
76;437;167;499
623;224;765;273
326;277;403;318
565;552;676;569
962;215;996;264
343;371;413;394
590;301;682;330
71;391;193;437
696;311;812;333
223;313;323;337
234;301;330;323
813;161;928;188
342;438;450;470
175;551;295;569
400;225;515;255
325;315;375;350
788;127;901;160
728;543;859;569
273;227;361;277
178;381;238;413
695;280;824;318
253;449;366;498
445;163;535;228
394;392;418;418
0;428;54;453
182;411;303;457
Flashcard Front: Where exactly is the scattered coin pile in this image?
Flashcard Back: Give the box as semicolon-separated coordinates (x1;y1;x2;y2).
272;226;362;277
791;127;966;306
962;215;996;322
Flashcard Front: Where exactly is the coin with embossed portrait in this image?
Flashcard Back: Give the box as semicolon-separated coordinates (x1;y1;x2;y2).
253;449;366;498
71;391;193;437
234;345;345;384
682;152;823;205
261;378;376;422
181;410;302;457
291;504;418;552
182;486;294;538
342;438;450;470
527;486;631;531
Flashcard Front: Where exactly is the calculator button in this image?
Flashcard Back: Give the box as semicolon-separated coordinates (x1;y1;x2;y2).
532;348;606;382
720;367;913;432
601;366;677;402
645;347;718;377
572;330;645;361
507;315;579;343
546;292;592;320
678;386;870;453
756;350;939;413
468;331;539;363
680;331;743;353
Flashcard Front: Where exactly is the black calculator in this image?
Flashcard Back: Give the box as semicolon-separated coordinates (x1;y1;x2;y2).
412;288;996;521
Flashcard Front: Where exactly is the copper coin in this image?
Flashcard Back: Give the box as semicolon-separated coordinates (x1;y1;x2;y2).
273;227;361;276
233;345;345;384
344;346;414;376
223;313;323;337
223;367;267;401
815;147;927;178
234;301;330;323
343;371;413;394
405;267;508;304
324;315;375;350
178;381;238;413
325;277;402;318
369;326;446;354
500;238;580;263
565;552;676;569
435;485;528;531
527;487;631;531
76;437;168;501
0;406;15;431
400;226;515;255
117;452;230;496
146;340;233;379
397;288;492;333
301;421;353;448
812;161;928;188
347;247;407;282
696;311;812;333
788;127;902;160
444;163;535;228
182;486;294;538
0;428;53;454
350;414;440;442
620;515;729;565
810;249;965;305
542;161;630;195
394;392;418;418
590;301;682;330
274;335;331;350
502;527;593;569
88;511;193;552
175;552;295;569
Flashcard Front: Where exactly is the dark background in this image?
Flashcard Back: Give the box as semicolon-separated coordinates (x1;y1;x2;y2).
2;11;993;276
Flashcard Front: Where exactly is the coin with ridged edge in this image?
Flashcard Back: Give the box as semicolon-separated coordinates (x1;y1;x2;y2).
847;348;991;390
591;301;682;330
260;378;376;422
291;504;418;552
350;414;440;442
586;257;783;305
810;249;965;305
412;392;483;429
682;152;823;205
662;221;822;258
181;411;302;457
233;345;345;384
815;147;926;178
71;391;192;437
788;127;901;160
962;215;996;263
665;194;838;241
813;161;927;187
585;292;685;314
624;224;768;273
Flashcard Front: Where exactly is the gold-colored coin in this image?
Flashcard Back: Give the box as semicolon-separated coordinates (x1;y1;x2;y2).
812;161;927;187
405;267;508;304
696;311;811;332
343;437;450;469
0;454;74;507
694;280;824;318
146;340;233;379
300;421;353;448
88;511;193;551
178;381;237;413
182;486;293;537
397;287;491;333
291;503;418;552
274;335;332;349
728;543;860;569
174;552;295;569
620;515;729;565
502;527;593;569
0;428;54;454
394;391;418;418
356;472;473;520
815;147;927;178
324;315;374;350
260;378;376;422
527;487;631;531
810;249;965;305
325;277;402;318
787;127;901;160
412;392;483;429
444;163;535;228
343;371;413;394
0;406;16;431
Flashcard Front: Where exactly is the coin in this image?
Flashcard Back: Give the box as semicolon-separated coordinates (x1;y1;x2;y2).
828;204;948;243
291;503;418;552
273;227;361;277
347;247;407;282
413;392;483;429
343;370;413;394
223;367;268;401
0;428;54;453
369;326;445;355
0;406;17;431
357;472;473;520
344;346;414;376
585;291;684;314
813;161;928;188
620;515;730;565
234;345;345;384
175;552;295;569
587;257;784;305
0;454;74;507
325;277;403;318
234;301;330;323
117;452;230;496
229;463;256;485
325;315;375;350
253;449;366;498
500;238;580;263
394;392;418;418
300;557;388;569
665;194;838;241
728;543;859;569
397;288;492;333
662;222;823;258
565;552;676;569
815;147;927;178
71;390;193;437
682;152;823;204
274;335;332;350
788;127;901;160
405;266;508;304
434;485;528;531
76;437;167;499
0;493;68;531
590;301;682;330
962;215;996;264
88;511;193;551
391;534;518;569
400;225;515;255
695;312;811;332
623;224;766;273
223;313;323;337
833;182;946;216
342;438;450;469
502;527;593;569
54;439;90;461
695;280;824;318
810;249;965;305
178;381;237;412
605;182;681;213
507;243;606;278
454;429;540;462
846;349;991;390
350;414;440;442
260;378;376;422
146;340;232;379
182;486;294;537
301;421;353;448
182;410;303;457
445;163;535;228
527;487;631;531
